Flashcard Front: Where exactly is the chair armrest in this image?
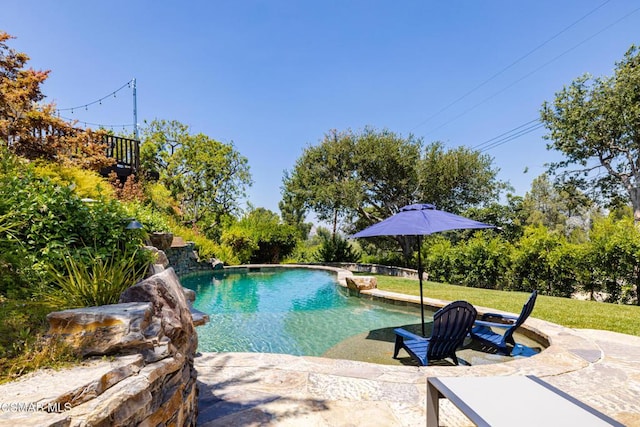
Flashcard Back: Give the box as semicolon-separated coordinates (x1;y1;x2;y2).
394;327;426;341
473;319;512;330
480;312;518;323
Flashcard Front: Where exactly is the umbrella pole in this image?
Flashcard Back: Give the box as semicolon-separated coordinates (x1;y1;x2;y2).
417;235;425;336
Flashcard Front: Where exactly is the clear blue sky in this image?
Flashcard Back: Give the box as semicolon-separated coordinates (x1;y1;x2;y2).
3;1;639;215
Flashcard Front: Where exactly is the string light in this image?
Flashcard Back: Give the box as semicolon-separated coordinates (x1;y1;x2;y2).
59;115;134;130
55;79;133;113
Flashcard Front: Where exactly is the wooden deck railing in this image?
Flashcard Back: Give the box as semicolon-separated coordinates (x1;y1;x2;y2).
22;125;140;179
102;134;140;178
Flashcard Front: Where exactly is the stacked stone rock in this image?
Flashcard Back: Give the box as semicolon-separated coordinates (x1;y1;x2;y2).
164;242;223;276
0;247;204;426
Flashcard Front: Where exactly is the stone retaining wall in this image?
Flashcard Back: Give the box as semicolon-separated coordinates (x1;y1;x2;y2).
324;262;425;280
0;251;203;426
165;242;220;276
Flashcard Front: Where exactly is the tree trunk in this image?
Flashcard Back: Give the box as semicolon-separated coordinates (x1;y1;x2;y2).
630;186;640;227
332;209;338;237
397;236;417;268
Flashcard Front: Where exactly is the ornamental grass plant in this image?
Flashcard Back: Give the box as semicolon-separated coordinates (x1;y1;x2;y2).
42;249;149;308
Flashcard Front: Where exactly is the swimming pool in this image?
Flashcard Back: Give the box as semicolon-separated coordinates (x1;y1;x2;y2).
181;268;424;356
181;267;541;365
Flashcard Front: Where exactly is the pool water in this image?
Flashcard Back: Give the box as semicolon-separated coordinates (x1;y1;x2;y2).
181;268;423;356
181;268;542;365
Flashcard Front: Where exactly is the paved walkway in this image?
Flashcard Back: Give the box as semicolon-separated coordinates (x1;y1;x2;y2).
196;318;640;426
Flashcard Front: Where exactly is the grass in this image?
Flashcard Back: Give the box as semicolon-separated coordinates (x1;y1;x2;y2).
0;300;80;384
367;275;640;337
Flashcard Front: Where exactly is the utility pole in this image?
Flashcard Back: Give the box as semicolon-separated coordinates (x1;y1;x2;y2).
133;78;139;140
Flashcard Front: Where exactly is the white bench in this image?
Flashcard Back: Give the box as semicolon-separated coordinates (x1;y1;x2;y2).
426;375;623;427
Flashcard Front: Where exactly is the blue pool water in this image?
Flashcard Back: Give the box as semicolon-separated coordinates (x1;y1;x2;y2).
181;268;423;356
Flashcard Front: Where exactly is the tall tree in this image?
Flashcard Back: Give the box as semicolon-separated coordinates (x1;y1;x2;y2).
165;132;251;226
139;119;189;180
541;45;640;224
281;129;359;235
521;174;595;239
0;32;110;170
282;127;504;262
137;119;252;228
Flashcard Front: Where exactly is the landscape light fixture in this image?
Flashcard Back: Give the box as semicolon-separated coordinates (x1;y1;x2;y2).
125;219;143;230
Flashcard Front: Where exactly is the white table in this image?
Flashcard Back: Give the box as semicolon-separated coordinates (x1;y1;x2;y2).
426;375;623;427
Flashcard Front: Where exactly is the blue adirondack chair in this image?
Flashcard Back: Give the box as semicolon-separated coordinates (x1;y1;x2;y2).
471;290;538;355
393;300;477;366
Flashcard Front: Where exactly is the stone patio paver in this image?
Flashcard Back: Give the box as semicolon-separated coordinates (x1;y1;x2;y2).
196;322;640;426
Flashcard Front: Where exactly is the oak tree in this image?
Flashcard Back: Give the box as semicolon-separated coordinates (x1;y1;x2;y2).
541;45;640;223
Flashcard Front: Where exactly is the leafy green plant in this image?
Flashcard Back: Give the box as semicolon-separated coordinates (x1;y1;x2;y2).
0;213;27;298
33;161;116;200
314;234;360;263
221;208;299;264
42;250;149;308
123;201;171;233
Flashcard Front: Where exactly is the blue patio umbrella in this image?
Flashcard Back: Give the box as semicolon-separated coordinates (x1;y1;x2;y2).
352;204;496;336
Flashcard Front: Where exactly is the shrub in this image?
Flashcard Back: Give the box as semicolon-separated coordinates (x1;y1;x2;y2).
123;201;172;233
33;161;115;200
0;151;147;296
453;234;511;289
41;249;150;308
221;208;300;264
314;234;360;263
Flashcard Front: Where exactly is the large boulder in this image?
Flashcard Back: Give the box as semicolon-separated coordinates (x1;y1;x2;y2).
345;276;378;291
46;302;157;357
119;267;197;357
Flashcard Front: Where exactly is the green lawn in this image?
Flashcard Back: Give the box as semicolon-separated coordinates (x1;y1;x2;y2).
367;275;640;337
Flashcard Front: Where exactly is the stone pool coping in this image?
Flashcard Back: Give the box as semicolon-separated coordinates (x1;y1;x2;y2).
205;263;594;377
195;264;640;425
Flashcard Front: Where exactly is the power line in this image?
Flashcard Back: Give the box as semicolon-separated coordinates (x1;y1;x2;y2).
410;0;612;132
421;4;640;138
478;122;545;153
471;119;540;151
55;79;134;113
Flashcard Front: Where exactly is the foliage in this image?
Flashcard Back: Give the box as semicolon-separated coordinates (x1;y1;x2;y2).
587;215;640;303
138;119;188;181
108;173;146;202
0;213;26;298
418;142;506;212
139;119;252;227
0;300;79;384
162;216;233;263
462;196;526;242
0;32;112;170
123;201;171;233
41;249;149;308
282;129;361;234
541;45;640;223
282;127;506;263
450;233;512;289
145;181;179;216
422;235;455;282
313;234;360;263
0;149;146;297
506;226;575;296
521;173;595;239
221;208;299;264
33;161;115;200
